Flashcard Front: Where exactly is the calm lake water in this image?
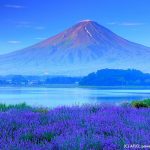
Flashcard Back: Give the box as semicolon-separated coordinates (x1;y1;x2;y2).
0;86;150;107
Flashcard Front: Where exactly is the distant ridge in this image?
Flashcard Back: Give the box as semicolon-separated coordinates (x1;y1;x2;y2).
0;20;150;76
79;69;150;86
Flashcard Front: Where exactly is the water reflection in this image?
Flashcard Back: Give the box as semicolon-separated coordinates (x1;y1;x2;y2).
0;87;150;107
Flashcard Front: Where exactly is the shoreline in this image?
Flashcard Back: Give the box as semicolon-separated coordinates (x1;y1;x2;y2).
1;84;150;90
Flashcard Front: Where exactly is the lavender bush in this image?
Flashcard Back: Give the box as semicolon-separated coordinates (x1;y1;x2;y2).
0;104;149;150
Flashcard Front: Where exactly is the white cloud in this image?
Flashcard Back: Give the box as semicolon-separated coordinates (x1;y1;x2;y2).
15;21;32;28
107;22;117;25
4;5;25;9
8;41;21;44
35;37;46;40
108;22;144;26
35;26;45;30
120;22;144;26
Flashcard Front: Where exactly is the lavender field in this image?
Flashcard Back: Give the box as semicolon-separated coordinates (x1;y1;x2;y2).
0;104;149;150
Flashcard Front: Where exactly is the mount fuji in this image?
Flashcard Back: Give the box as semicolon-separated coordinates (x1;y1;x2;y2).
0;20;150;76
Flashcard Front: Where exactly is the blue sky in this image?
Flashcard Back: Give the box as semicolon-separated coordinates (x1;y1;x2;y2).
0;0;150;54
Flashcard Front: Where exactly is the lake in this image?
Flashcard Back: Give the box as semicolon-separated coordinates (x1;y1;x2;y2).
0;86;150;107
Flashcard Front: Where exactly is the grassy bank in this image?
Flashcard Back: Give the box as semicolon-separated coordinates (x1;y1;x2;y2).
131;99;150;108
0;101;149;150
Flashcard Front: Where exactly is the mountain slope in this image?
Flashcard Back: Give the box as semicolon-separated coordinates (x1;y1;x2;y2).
0;20;150;76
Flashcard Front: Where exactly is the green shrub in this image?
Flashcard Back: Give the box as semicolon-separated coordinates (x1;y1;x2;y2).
33;107;49;113
131;99;150;108
42;132;55;142
21;133;34;141
0;103;31;111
